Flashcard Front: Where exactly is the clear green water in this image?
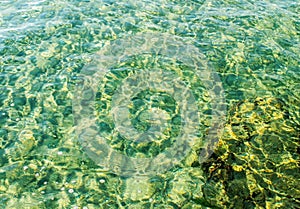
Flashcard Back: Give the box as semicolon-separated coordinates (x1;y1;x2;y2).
0;0;299;208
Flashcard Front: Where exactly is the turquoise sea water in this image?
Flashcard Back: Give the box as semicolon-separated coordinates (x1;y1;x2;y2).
0;0;299;208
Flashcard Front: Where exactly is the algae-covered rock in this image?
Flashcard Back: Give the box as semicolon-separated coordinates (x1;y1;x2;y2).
6;130;36;160
5;193;46;209
166;168;207;207
122;176;155;201
205;96;300;208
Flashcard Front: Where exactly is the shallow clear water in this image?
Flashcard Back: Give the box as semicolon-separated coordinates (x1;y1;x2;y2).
0;0;299;208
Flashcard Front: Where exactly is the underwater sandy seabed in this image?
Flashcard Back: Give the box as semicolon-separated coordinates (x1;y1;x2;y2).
0;0;299;208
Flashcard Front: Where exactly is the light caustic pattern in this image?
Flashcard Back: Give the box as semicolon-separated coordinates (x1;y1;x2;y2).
73;32;226;177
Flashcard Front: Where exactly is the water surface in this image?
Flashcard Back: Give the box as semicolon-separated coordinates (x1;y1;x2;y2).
0;0;299;208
